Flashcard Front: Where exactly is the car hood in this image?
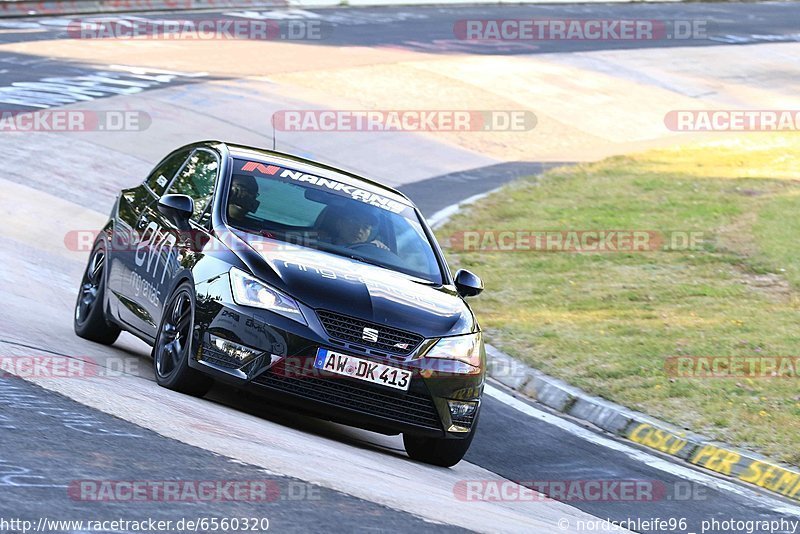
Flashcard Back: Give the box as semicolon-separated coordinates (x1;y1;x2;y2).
234;232;474;338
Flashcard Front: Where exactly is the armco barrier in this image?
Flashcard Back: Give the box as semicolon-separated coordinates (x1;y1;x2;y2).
486;345;800;504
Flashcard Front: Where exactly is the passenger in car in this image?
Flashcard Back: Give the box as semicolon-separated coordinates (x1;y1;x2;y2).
227;174;261;225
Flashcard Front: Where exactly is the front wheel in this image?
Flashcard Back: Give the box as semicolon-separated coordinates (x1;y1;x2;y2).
152;282;213;397
74;240;120;345
403;416;479;467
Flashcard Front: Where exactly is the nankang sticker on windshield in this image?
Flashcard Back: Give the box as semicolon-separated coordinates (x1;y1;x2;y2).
239;160;408;213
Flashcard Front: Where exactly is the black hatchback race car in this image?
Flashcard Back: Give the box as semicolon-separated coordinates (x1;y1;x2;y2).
74;141;485;466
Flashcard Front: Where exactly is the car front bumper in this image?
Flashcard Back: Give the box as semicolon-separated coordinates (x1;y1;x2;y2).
188;276;484;438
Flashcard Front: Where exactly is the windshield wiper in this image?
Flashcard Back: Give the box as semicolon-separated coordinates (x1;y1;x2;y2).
345;253;387;269
311;241;387;269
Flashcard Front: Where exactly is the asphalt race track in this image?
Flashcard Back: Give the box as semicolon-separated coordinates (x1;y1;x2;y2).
1;2;800;533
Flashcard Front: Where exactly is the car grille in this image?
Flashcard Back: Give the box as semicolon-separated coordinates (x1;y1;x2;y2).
253;362;442;431
316;309;424;355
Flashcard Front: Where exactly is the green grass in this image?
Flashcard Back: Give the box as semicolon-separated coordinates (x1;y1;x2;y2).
438;134;800;466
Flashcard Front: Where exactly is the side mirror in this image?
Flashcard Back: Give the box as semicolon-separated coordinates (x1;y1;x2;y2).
158;194;194;231
454;269;483;298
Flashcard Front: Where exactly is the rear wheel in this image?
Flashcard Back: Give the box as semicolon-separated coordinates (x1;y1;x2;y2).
74;241;120;345
152;282;213;397
403;414;479;467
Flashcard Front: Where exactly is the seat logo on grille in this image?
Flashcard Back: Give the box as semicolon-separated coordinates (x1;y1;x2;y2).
362;327;379;343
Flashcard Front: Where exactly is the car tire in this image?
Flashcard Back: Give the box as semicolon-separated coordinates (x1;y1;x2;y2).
152;282;213;397
74;240;121;345
403;412;479;467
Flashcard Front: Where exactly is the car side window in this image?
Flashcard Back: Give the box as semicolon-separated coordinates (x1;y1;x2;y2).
145;148;191;197
165;149;220;223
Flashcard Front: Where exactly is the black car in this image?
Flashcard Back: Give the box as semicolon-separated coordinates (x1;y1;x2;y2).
74;141;485;466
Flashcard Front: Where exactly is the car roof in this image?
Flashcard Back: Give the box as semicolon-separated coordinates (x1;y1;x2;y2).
221;142;414;208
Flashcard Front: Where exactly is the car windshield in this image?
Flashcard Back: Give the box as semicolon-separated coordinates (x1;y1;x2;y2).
225;158;444;284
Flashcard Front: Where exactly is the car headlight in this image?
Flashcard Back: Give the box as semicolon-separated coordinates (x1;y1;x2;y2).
424;332;482;368
229;267;306;325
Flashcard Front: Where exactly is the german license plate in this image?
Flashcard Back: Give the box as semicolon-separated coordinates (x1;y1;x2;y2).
314;348;411;391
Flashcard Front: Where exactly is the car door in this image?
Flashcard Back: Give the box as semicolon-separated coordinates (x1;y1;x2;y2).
132;148;221;338
109;147;193;333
